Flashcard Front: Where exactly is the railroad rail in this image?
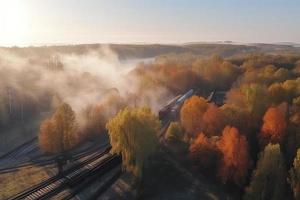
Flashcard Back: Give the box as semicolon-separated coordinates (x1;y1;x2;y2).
8;145;117;200
0;142;109;174
5;88;196;200
0;137;38;161
56;158;122;200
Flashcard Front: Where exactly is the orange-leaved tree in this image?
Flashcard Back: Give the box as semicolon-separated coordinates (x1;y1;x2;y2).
202;103;225;136
180;96;208;137
218;126;250;186
259;106;287;145
189;133;220;173
39;103;78;173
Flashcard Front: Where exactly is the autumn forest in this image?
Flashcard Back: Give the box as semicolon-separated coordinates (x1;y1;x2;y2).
1;44;300;199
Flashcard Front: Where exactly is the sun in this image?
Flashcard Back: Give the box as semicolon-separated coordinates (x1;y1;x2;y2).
0;0;28;46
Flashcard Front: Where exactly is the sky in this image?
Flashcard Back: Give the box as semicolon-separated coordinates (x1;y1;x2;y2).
0;0;300;46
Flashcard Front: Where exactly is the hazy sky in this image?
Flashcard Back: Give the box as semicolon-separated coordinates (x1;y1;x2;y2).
0;0;300;46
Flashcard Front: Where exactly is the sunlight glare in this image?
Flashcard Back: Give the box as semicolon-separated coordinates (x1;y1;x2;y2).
0;0;28;45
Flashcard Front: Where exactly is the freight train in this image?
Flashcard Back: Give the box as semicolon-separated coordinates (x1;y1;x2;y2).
158;89;194;121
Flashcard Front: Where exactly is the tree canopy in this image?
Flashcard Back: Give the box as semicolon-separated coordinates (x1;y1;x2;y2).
165;122;184;142
106;107;160;178
39;103;78;154
290;149;300;200
244;144;287;200
189;133;220;173
180;96;208;137
218;126;250;186
259;106;287;145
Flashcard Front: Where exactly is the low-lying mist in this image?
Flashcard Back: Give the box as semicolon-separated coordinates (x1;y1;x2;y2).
0;46;172;135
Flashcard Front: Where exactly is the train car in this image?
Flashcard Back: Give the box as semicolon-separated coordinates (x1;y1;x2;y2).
171;89;194;120
176;89;194;104
158;95;181;121
169;89;194;120
159;89;194;121
158;107;169;121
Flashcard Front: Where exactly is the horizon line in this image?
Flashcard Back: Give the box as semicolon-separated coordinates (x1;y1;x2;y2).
1;41;300;48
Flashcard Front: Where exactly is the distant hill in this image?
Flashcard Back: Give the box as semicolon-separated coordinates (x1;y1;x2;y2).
1;43;300;60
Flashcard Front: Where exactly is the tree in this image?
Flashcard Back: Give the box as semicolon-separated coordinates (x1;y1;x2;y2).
268;83;287;105
294;62;300;75
168;68;199;94
286;113;300;165
282;78;300;104
242;83;268;119
39;103;78;173
180;96;208;137
202;103;224;136
259;106;287;145
106;107;160;178
39;103;78;153
290;149;300;200
0;94;9;129
165;122;183;142
218;126;250;186
294;96;300;107
189;133;220;173
220;104;252;136
244;144;287;200
192;55;240;91
81;90;125;139
82;104;106;138
274;68;290;82
225;83;269;131
39;119;61;153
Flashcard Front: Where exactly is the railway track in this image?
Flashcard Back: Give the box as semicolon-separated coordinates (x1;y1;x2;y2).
26;154;120;200
54;157;122;200
5;128;168;199
7;145;118;200
4;91;192;200
84;167;123;200
0;142;109;174
0;137;38;162
16;151;121;200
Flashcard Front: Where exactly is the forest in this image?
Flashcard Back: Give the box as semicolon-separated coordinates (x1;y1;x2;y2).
1;44;300;199
141;52;300;199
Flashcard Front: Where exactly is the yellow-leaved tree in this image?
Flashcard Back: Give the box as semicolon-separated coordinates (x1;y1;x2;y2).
106;107;160;178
